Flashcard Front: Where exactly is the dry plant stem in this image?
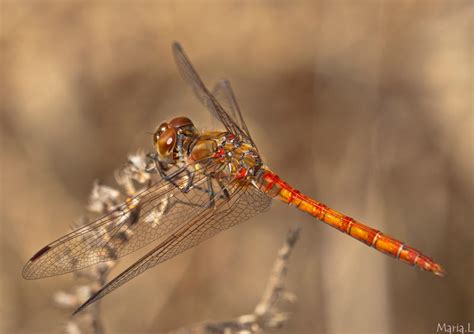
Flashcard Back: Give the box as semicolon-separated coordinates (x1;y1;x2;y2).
254;224;300;321
89;302;104;334
90;271;108;334
170;224;301;334
55;153;152;334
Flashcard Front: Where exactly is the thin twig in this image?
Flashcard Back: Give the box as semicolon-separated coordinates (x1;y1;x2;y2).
170;224;301;334
54;152;151;334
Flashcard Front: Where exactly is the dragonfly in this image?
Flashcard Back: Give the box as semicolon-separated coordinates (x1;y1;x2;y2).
23;42;445;315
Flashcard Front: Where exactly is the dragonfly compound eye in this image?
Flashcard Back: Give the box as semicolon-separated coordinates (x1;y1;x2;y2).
156;127;177;157
169;116;194;129
157;122;169;135
153;122;169;145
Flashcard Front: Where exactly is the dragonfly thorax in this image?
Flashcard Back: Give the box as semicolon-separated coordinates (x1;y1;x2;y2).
208;133;263;180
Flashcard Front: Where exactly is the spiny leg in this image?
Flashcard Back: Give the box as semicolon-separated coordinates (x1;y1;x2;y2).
217;179;231;201
150;152;228;207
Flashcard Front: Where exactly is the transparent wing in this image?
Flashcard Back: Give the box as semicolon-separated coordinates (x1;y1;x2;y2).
23;160;228;279
212;80;257;149
74;181;271;314
172;42;251;143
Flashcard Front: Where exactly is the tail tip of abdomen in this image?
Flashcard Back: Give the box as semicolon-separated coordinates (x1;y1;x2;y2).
432;263;446;277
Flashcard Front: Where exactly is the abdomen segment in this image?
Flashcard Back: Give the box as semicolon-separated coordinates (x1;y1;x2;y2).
256;169;445;276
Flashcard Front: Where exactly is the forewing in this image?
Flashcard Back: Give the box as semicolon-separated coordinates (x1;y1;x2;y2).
74;182;271;314
23;161;225;279
172;42;248;141
212;80;257;149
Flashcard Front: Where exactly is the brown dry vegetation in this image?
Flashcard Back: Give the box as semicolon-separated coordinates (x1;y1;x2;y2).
1;1;473;333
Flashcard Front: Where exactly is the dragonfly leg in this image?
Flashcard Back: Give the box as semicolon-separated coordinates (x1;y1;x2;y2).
206;177;215;208
167;177;225;209
190;177;230;204
182;168;196;192
145;153;178;184
151;157;191;191
146;152;227;210
217;179;231;201
145;153;159;174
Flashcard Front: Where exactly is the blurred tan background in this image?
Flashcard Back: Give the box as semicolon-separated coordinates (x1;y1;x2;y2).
1;1;473;333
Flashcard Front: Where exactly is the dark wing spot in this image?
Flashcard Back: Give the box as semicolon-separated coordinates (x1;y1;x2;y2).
30;245;51;262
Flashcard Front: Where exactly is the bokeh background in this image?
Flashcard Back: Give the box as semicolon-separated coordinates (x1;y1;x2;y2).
1;1;472;333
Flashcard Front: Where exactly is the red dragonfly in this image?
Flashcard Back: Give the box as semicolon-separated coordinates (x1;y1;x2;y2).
23;42;444;314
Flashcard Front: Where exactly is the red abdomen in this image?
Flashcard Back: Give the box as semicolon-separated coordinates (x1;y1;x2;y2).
256;169;445;276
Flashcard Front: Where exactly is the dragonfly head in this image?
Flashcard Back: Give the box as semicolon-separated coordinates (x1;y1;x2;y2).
153;116;197;163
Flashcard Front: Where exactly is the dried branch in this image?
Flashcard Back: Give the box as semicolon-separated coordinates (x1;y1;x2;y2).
54;152;151;334
169;224;301;334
